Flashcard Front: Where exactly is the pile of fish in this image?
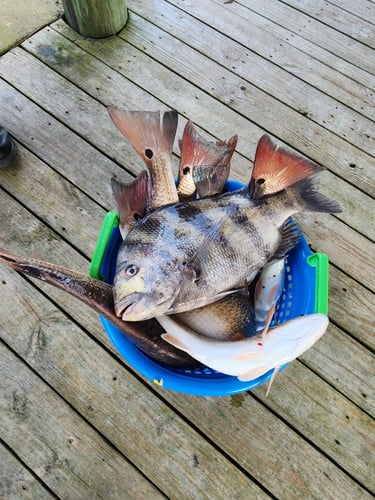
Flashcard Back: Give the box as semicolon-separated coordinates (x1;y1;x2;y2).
0;108;342;391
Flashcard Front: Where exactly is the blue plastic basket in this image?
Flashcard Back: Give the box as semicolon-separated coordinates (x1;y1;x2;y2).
90;180;328;396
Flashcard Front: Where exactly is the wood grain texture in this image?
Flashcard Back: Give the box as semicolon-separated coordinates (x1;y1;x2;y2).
0;442;54;499
0;195;371;498
167;0;375;89
0;341;164;499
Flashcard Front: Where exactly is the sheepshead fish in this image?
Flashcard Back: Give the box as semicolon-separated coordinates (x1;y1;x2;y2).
111;171;148;239
159;313;329;389
0;248;198;368
177;120;237;200
114;135;341;322
108;108;179;209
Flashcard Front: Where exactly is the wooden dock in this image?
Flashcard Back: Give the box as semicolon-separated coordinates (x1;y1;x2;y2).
0;0;374;497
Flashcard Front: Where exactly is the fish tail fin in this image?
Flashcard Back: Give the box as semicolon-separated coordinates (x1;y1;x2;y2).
111;171;149;238
178;122;236;197
249;135;325;199
108;107;178;164
193;164;230;198
287;175;342;214
179;121;234;171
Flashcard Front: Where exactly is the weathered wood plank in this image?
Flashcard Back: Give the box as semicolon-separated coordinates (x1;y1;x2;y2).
160;388;374;499
328;0;375;24
0;442;55;499
252;360;375;493
45;22;375;185
128;1;375;122
233;0;375;69
8;29;374;235
301;322;375;417
167;0;375;89
0;340;165;499
280;0;375;47
0;195;370;499
329;265;375;351
0;46;375;245
0;265;266;499
117;12;374;155
0;181;371;496
0;145;105;260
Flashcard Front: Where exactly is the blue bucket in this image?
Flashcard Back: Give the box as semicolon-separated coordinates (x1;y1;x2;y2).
90;180;328;396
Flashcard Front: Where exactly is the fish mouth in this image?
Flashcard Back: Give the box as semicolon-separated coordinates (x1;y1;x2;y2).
114;293;144;321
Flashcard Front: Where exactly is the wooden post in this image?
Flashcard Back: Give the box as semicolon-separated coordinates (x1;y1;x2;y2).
62;0;128;38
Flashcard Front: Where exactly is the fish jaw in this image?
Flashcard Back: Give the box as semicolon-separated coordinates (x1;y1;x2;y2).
115;292;177;322
113;268;178;321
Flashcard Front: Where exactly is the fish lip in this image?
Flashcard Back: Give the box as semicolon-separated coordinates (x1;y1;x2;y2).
114;293;143;320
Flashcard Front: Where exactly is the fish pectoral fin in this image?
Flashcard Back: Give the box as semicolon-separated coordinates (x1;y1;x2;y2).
161;333;190;354
261;305;276;337
231;351;261;361
273;220;301;259
237;365;268;382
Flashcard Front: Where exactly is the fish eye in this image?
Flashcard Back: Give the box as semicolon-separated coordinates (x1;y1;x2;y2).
125;264;139;277
183;167;190;175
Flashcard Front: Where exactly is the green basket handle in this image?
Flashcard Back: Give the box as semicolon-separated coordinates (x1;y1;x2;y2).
307;252;329;315
89;211;119;280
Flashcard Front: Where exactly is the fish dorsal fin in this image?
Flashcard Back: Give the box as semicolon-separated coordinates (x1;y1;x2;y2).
249;135;325;200
111;171;149;238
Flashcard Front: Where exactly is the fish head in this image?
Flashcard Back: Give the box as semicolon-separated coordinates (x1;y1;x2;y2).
265;313;329;363
113;241;183;321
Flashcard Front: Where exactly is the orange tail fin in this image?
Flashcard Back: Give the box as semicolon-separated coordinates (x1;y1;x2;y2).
250;135;325;199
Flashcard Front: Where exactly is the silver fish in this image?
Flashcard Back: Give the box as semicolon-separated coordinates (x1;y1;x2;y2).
159;313;329;391
253;257;286;334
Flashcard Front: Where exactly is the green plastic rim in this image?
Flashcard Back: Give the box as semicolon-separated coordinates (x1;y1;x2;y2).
307;252;329;315
89;211;119;280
